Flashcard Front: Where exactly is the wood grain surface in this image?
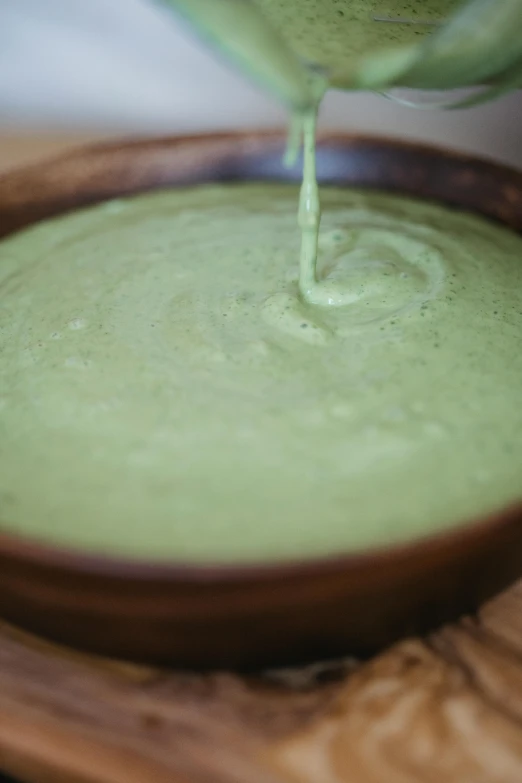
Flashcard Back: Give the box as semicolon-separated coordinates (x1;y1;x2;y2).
0;581;521;783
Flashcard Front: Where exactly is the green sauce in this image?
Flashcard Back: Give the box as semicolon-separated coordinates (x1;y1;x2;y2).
1;185;521;561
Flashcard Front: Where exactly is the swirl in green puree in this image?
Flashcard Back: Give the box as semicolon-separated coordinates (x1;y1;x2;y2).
0;1;522;562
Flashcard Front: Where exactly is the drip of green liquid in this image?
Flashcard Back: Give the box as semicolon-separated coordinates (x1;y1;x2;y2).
285;98;348;306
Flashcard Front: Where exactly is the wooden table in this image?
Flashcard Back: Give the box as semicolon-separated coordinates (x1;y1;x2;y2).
0;131;521;783
0;583;522;783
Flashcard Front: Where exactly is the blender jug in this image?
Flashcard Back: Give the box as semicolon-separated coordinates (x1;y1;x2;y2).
158;0;522;110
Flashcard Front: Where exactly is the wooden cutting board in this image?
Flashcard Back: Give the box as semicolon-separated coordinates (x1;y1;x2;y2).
0;582;522;783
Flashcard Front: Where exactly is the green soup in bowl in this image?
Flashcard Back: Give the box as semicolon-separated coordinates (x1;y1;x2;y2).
0;133;521;668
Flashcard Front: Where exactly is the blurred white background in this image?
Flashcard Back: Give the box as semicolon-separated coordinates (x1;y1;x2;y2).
1;0;521;166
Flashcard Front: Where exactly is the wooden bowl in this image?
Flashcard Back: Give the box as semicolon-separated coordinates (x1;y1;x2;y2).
0;132;521;670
